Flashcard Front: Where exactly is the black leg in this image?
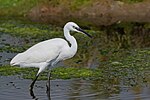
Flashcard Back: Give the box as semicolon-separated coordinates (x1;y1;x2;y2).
46;71;51;100
29;87;36;99
46;71;51;92
29;74;39;99
30;74;39;91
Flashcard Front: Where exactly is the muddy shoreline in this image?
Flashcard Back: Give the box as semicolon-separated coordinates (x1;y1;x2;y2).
27;0;150;27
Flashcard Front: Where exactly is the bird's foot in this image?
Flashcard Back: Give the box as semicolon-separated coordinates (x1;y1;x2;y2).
46;82;50;93
29;86;36;99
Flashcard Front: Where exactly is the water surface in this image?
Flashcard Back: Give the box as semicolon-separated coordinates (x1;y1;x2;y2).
1;76;150;100
0;25;150;100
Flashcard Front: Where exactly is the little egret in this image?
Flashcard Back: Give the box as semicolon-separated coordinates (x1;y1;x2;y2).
10;22;92;92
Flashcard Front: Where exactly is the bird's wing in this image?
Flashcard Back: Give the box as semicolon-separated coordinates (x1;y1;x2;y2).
22;48;60;63
23;38;68;63
11;38;69;65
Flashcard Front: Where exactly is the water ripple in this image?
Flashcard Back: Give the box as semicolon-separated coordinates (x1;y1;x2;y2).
0;76;150;100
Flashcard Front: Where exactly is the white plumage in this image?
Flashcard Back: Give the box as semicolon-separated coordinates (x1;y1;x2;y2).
10;22;91;91
11;38;73;75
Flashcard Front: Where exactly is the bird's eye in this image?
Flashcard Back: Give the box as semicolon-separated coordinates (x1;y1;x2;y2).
73;26;77;29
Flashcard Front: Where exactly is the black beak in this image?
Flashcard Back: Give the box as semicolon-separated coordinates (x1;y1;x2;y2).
76;27;92;38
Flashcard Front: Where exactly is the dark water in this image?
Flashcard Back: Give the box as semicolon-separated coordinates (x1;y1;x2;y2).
0;34;16;65
1;34;150;100
0;76;101;100
0;33;33;65
1;76;150;100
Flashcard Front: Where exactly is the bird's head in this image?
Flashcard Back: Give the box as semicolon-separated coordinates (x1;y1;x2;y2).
64;22;92;38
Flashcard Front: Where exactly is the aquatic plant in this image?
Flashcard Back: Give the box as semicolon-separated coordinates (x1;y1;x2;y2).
0;66;102;80
0;47;149;82
0;18;149;83
0;19;62;39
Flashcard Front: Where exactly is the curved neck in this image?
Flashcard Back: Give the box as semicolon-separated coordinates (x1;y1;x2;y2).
64;27;77;53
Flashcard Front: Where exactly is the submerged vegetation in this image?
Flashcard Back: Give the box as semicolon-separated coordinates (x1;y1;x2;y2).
0;18;149;80
0;20;149;56
0;66;102;80
0;18;61;39
0;48;149;82
0;0;149;80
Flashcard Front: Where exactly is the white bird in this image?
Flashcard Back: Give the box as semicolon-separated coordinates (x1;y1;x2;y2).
10;22;92;92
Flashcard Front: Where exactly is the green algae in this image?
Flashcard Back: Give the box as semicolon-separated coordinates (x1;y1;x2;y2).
99;48;150;84
0;48;149;81
0;18;150;82
0;19;62;39
0;19;63;53
0;66;102;80
52;67;102;79
0;45;26;53
0;18;93;53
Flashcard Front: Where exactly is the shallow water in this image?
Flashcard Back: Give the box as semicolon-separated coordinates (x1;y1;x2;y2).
0;26;150;100
1;76;150;100
0;76;102;100
0;33;33;65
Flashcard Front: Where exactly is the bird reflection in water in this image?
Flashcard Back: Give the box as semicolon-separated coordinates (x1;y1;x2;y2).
29;83;51;100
